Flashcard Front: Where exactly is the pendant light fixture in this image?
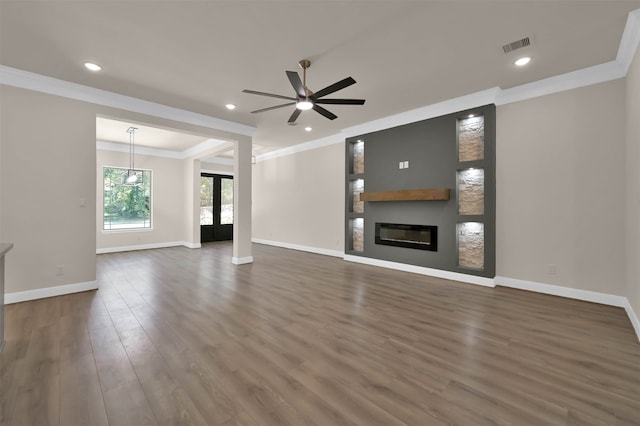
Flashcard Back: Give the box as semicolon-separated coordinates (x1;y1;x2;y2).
126;126;139;184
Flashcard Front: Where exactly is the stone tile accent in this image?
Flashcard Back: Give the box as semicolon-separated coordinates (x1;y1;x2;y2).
352;179;364;213
457;168;484;215
352;218;364;252
458;116;484;162
457;222;484;269
353;141;365;174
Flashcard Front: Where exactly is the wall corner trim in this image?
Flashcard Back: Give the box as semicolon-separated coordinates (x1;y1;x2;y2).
344;255;496;288
252;238;344;258
495;276;640;342
5;280;98;304
231;256;254;265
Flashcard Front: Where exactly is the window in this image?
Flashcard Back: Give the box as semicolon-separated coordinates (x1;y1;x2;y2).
103;167;151;230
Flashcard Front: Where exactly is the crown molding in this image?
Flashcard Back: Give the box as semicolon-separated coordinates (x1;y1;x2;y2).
617;9;640;75
97;137;230;160
494;60;625;105
97;140;181;159
344;87;500;139
202;157;234;166
256;133;346;162
0;65;256;137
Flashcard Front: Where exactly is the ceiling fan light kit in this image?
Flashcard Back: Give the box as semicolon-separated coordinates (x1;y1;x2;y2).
242;59;365;123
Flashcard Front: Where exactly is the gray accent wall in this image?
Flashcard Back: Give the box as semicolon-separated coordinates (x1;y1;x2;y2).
345;104;495;278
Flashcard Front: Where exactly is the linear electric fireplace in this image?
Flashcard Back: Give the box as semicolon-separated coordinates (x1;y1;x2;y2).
375;223;438;251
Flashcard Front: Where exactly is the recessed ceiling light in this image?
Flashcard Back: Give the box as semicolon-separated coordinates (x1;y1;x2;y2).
83;62;102;71
515;57;531;67
225;104;236;110
304;127;312;132
468;114;474;118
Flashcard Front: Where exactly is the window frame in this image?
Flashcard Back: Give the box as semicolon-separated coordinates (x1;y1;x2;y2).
102;165;153;233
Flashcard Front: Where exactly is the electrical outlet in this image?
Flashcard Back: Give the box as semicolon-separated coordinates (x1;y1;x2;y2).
79;198;86;208
547;264;557;275
56;265;65;276
404;160;409;168
399;161;404;169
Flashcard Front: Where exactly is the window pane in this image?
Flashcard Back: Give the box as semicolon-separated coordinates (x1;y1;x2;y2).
200;176;213;225
221;178;233;225
103;167;151;230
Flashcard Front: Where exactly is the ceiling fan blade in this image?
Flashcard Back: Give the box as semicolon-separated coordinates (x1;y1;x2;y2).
312;77;356;99
250;102;296;114
286;71;307;98
314;98;365;105
288;108;302;123
313;104;338;120
243;89;296;101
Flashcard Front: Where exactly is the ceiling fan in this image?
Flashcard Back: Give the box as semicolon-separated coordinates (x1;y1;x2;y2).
242;59;365;123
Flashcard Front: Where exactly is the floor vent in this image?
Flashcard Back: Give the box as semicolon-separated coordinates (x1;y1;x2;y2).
502;37;531;54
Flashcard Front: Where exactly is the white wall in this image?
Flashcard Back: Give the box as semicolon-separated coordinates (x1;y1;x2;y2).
626;46;640;318
496;80;626;296
1;86;97;293
252;141;345;253
96;149;187;251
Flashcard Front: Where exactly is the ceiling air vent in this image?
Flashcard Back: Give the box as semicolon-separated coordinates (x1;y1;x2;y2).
502;37;531;54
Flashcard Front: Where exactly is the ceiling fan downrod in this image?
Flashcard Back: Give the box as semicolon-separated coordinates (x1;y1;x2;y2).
299;59;311;97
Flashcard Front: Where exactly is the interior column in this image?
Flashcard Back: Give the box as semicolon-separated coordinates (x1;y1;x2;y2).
232;136;253;264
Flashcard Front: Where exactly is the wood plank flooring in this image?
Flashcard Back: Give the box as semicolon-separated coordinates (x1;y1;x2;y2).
1;242;639;425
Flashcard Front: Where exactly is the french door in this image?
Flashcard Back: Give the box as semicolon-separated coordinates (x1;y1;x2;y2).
200;173;233;243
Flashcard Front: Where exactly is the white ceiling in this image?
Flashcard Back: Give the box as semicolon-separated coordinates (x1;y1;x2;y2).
2;1;639;155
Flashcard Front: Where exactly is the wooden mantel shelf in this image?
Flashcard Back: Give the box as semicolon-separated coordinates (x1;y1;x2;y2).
360;188;450;202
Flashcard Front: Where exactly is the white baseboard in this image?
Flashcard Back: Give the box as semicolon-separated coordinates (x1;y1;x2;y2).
252;238;343;258
495;276;628;306
97;241;197;254
496;276;640;342
344;254;496;288
232;256;254;265
182;242;201;249
5;280;98;304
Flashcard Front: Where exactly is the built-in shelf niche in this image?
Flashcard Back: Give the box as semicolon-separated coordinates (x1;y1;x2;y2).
458;115;484;162
457;222;484;269
351;139;365;174
360;188;450;202
457;168;484;215
351;218;364;252
351;179;365;213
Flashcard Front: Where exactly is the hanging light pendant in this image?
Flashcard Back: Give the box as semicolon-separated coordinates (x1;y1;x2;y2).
126;126;139;184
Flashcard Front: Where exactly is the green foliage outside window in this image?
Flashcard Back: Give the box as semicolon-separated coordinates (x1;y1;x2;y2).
103;167;151;230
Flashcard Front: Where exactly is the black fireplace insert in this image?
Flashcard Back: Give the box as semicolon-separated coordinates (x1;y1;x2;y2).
375;223;438;251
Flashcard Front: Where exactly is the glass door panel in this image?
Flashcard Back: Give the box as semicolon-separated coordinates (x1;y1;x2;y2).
220;177;234;225
200;173;233;243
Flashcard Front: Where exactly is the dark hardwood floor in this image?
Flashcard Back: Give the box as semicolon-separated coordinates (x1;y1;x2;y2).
1;242;639;425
